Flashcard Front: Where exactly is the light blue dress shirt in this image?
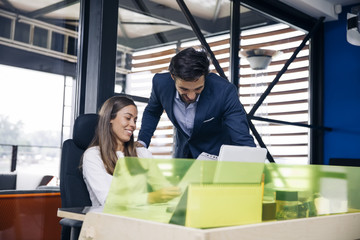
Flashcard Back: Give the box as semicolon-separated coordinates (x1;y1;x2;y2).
173;91;199;137
139;91;200;148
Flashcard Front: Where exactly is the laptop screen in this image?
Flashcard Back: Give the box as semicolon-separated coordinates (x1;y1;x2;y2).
213;145;267;184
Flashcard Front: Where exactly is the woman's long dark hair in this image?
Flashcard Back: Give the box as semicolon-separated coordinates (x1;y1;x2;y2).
89;96;146;175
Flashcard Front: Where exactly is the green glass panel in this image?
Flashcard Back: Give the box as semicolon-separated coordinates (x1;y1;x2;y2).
104;158;360;228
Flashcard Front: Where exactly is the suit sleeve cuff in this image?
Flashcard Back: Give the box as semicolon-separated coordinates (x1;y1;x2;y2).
137;140;147;148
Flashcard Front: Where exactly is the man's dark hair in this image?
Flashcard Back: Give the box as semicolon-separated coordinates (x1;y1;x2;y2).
169;47;210;81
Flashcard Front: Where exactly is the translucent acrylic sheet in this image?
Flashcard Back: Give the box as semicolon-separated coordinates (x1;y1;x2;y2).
103;158;360;228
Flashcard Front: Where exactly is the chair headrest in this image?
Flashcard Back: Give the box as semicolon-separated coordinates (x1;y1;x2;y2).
73;114;99;150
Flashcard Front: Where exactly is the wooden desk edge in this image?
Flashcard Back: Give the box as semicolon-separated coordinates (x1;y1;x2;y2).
57;208;86;222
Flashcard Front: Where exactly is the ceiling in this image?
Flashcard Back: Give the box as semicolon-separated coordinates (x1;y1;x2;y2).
0;0;359;49
279;0;360;21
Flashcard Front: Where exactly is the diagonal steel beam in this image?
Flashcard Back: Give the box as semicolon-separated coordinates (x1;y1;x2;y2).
133;0;167;44
119;0;215;34
1;0;17;13
248;16;325;117
176;0;227;80
247;117;275;162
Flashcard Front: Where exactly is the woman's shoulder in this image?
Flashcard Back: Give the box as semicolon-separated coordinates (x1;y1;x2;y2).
136;147;153;158
84;146;100;155
83;146;101;161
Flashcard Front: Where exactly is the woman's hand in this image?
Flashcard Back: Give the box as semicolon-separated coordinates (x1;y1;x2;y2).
147;186;182;204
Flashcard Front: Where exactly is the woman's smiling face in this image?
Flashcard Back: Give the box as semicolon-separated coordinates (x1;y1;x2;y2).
110;105;137;148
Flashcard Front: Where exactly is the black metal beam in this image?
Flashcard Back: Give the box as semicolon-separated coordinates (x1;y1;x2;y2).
309;22;325;164
11;145;18;172
176;0;227;80
248;16;325;117
1;0;17;13
250;116;332;132
27;0;79;19
247;119;275;163
133;0;167;44
74;0;89;116
0;44;76;76
77;0;118;114
118;0;214;33
229;0;240;89
120;22;172;26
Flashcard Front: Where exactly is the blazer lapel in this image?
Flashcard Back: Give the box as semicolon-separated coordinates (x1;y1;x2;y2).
191;88;211;138
163;79;189;138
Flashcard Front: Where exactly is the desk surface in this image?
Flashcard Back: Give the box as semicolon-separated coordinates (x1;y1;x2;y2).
58;206;360;240
77;211;360;240
57;206;103;221
58;204;172;223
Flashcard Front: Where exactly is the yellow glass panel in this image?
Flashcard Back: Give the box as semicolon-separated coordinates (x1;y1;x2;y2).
104;158;360;228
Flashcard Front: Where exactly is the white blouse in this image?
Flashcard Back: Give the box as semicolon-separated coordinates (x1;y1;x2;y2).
82;146;168;207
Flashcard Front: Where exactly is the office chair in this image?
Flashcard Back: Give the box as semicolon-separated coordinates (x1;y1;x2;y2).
59;113;98;240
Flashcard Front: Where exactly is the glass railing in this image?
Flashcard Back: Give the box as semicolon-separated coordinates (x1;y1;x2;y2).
0;144;61;178
103;158;360;229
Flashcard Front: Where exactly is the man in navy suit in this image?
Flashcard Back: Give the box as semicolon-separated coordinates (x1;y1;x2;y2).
138;47;255;159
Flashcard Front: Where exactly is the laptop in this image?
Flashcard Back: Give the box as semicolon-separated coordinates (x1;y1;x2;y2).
169;145;267;227
213;145;267;184
218;145;267;163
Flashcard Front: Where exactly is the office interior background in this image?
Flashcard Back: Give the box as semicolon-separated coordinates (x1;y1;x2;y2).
1;0;360;239
1;0;360;187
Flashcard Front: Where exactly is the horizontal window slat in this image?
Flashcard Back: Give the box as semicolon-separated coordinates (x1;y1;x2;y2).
240;88;308;97
243;99;307;107
209;39;230;47
132;57;173;68
240;55;308;69
241;27;296;40
132;49;176;60
241;35;305;49
240;66;309;78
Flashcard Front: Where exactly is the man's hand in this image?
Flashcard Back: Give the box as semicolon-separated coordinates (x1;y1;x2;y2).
135;141;145;148
147;186;182;204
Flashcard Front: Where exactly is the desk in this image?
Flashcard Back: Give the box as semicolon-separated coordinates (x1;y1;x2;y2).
1;190;61;240
57;204;171;223
58;207;360;240
57;206;103;221
57;163;360;239
80;211;360;240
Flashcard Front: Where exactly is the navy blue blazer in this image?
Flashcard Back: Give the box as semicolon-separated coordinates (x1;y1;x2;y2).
138;72;255;158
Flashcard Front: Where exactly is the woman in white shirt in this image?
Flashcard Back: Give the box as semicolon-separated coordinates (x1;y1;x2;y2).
82;96;180;207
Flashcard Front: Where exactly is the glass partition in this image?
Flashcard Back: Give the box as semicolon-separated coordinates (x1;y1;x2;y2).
104;158;360;228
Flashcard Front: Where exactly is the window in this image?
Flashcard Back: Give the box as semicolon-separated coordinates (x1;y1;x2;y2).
239;23;310;164
127;23;310;164
0;65;71;176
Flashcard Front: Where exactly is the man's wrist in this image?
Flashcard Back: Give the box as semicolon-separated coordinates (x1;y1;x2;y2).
137;140;147;148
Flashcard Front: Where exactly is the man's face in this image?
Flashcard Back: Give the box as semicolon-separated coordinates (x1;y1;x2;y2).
173;75;205;105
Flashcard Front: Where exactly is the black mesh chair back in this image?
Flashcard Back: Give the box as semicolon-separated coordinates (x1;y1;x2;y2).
59;113;98;240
